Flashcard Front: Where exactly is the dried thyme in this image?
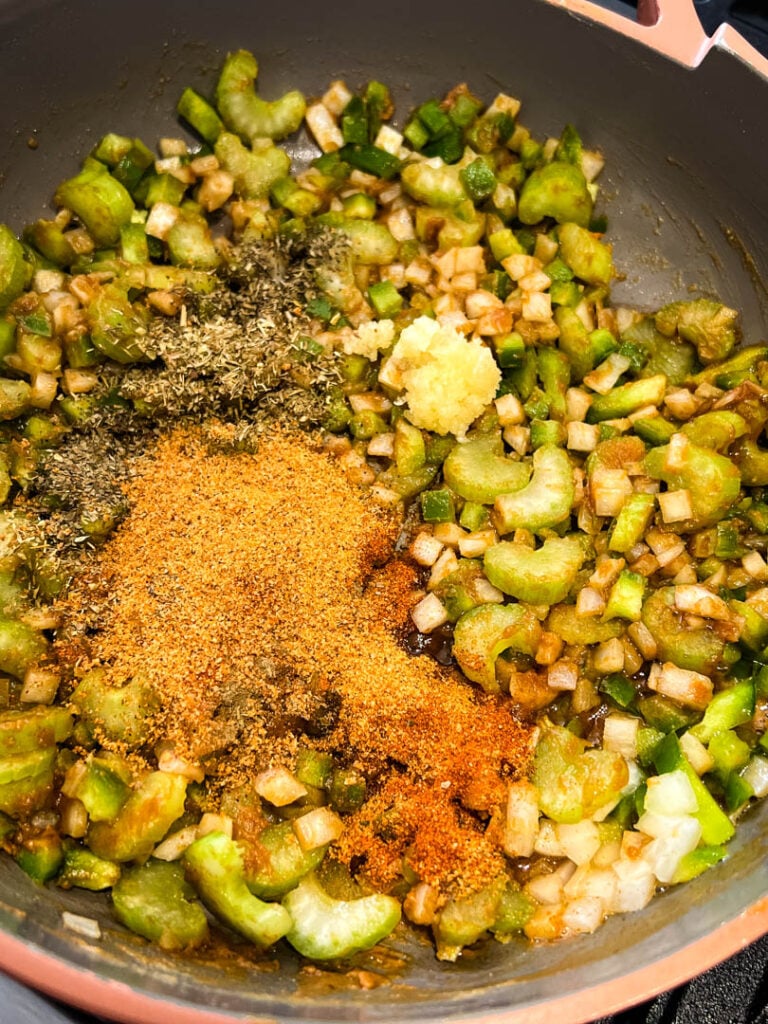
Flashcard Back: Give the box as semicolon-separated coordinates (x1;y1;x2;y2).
23;234;344;565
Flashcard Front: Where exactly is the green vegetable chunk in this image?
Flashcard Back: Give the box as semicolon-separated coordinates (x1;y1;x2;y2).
494;444;574;534
518;162;593;227
70;756;131;823
653;733;735;845
443;431;530;504
113;859;209;950
85;282;149;365
214;132;291;200
641;587;726;675
215;50;306;142
87;771;187;862
243;821;327;900
643;439;741;530
483;535;585;605
15;828;63;883
433;877;506;961
0;225;28;309
586;375;667;423
55;165;134;247
689;680;755;745
655;298;739;364
401;158;468;207
177;87;225;143
58;844;121;891
0;380;32;421
0;705;72;757
558;222;613;286
167;214;221;270
315;213;398;265
609;492;655;553
545;603;623;645
680;410;748;452
282;872;401;960
70;667;158;747
0;617;47;679
185;831;292;947
452;603;542;693
533;724;628;824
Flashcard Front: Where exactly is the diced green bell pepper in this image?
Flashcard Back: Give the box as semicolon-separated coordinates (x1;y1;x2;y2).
70;756;131;823
420;489;455;523
15;828;64;883
671;844;727;883
653;733;734;845
367;280;403;317
688;680;755;745
328;768;366;814
431;558;488;622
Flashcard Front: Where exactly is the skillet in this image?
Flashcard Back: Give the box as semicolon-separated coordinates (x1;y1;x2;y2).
0;0;767;1020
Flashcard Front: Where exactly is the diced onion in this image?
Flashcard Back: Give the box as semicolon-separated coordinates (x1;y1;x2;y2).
62;912;101;941
411;593;449;634
254;767;308;806
292;806;344;851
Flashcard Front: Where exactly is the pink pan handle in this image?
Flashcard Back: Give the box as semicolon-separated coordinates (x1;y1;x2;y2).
543;0;768;78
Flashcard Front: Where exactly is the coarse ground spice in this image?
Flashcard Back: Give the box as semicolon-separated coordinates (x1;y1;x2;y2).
56;424;535;899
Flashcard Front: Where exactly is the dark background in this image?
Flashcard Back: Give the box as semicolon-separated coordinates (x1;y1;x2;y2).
1;0;767;1021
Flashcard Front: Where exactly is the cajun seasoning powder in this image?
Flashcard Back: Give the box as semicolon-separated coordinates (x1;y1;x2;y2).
57;426;535;899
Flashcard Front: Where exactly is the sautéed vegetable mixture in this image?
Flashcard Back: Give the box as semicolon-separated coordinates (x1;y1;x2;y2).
0;50;766;965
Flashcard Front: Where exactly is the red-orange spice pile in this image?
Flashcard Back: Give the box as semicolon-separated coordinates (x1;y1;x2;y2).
58;425;535;898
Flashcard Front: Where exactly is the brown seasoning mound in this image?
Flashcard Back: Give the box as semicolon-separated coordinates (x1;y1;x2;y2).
57;425;534;898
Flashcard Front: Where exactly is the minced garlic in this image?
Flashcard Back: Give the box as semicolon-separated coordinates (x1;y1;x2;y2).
341;318;396;360
379;315;500;438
